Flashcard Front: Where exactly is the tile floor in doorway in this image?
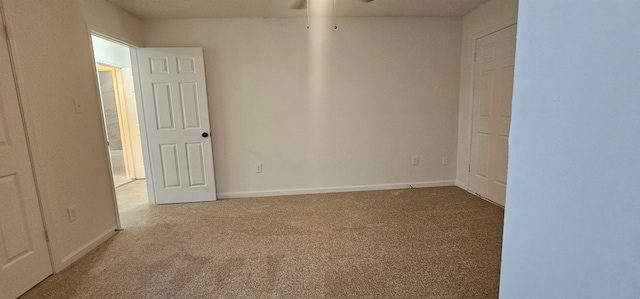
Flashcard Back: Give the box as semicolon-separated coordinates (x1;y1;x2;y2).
115;180;149;227
112;168;133;188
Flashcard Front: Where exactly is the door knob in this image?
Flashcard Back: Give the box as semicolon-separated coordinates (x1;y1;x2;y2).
202;132;209;138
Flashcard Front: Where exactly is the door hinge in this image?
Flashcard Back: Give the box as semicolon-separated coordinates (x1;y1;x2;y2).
44;230;50;242
468;164;471;172
474;52;477;62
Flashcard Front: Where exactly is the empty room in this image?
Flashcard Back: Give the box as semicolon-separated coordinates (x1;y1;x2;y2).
1;0;638;298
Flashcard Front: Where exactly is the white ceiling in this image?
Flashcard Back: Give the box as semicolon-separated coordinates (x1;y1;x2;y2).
106;0;490;19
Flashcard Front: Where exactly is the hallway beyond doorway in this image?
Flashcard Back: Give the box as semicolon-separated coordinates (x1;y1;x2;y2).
115;180;149;227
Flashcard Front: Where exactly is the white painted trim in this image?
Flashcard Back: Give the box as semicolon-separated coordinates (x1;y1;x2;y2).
89;29;139;49
464;188;504;208
217;180;456;199
455;180;468;190
59;228;117;272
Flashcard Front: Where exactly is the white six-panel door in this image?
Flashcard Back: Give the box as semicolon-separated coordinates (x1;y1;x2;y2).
469;25;517;206
137;48;216;204
0;12;52;299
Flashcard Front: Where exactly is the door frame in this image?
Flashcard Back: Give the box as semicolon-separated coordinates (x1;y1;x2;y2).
466;23;517;206
89;30;157;205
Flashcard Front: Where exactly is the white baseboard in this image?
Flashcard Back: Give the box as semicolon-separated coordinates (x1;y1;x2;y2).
455;180;468;190
58;227;117;272
217;180;456;199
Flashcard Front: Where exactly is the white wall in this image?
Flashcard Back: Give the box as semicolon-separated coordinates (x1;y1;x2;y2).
143;17;462;197
76;0;143;46
455;0;518;188
500;0;640;297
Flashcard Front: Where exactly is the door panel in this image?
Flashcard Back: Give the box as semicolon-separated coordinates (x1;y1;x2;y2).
160;144;181;188
152;83;174;130
469;25;517;206
138;48;216;204
177;58;196;74
0;12;52;299
179;83;201;129
186;143;206;187
0;110;7;145
500;67;514;118
0;175;31;259
495;136;509;185
475;133;490;179
478;70;495;117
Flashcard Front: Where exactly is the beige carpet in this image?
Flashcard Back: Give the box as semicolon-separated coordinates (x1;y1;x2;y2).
22;184;504;298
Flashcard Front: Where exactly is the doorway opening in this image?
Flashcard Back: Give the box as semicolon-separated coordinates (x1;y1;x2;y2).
91;34;150;223
91;35;217;208
97;64;133;187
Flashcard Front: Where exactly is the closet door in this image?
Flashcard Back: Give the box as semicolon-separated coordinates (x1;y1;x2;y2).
468;25;517;206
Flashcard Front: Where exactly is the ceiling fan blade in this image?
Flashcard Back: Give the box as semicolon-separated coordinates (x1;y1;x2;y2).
290;0;307;10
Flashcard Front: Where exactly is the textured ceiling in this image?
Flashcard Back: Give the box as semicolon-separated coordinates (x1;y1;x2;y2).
106;0;490;19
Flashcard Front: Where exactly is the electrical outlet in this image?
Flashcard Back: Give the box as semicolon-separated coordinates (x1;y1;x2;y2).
256;163;263;173
67;206;78;222
411;156;419;166
442;156;448;165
